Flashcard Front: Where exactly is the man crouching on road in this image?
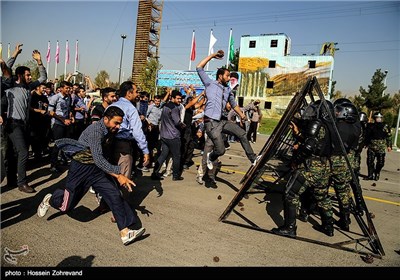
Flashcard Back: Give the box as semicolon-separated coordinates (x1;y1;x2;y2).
37;106;145;246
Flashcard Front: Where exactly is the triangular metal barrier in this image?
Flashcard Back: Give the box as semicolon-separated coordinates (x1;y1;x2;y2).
219;77;385;259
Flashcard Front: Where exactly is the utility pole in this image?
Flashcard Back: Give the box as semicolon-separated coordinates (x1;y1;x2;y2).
118;34;127;86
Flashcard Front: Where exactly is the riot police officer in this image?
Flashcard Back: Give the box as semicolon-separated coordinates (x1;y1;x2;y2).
332;100;362;229
272;100;334;237
365;112;392;181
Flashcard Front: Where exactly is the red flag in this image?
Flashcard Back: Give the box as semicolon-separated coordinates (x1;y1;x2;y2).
65;40;70;64
55;41;60;64
46;41;51;63
75;40;79;65
190;34;196;61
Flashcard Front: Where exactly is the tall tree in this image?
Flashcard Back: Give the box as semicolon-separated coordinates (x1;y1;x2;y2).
359;69;392;116
138;58;162;98
94;70;110;89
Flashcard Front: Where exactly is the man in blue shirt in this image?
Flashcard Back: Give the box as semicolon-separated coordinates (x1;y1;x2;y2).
196;50;257;170
108;81;150;179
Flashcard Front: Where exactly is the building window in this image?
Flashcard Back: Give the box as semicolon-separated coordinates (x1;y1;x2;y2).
267;81;274;88
249;40;256;48
270;40;278;48
308;60;316;68
264;101;272;109
269;60;276;68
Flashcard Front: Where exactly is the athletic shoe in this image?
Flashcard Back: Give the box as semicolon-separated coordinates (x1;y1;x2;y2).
37;194;52;217
206;152;213;170
121;228;146;245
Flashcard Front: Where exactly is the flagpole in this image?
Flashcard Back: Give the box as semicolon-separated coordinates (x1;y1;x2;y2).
64;40;68;79
189;30;195;70
7;43;10;59
74;40;78;73
55;40;59;80
46;41;50;79
226;28;232;67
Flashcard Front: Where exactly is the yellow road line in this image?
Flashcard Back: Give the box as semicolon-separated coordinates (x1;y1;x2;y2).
217;166;400;206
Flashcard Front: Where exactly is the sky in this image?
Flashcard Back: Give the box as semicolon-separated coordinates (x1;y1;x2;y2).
1;0;399;96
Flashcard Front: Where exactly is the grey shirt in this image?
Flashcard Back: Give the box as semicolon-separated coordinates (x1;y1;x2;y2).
5;64;47;122
160;101;182;139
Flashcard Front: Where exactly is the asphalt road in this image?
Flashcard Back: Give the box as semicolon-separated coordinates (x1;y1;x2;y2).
1;134;399;272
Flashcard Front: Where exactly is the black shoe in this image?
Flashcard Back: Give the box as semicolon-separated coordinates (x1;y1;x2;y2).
374;173;380;181
319;224;334;237
271;225;297;238
182;165;189;170
18;183;36;193
172;176;184;181
297;210;309;222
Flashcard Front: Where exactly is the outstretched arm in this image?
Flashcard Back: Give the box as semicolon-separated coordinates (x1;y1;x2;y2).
6;43;23;68
196;50;224;69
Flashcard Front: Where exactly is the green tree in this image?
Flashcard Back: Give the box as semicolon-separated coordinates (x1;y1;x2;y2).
94;70;110;89
138;58;162;98
359;69;392;117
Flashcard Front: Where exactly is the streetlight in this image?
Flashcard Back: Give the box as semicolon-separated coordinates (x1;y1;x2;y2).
383;70;388;95
118;34;127;86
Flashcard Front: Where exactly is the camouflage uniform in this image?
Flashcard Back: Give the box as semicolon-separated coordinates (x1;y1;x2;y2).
272;118;333;237
329;119;360;231
366;122;392;180
293;158;332;218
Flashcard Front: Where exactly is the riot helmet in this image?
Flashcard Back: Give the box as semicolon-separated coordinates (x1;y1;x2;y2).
359;112;368;123
302;103;318;120
373;112;383;123
333;98;352;107
312;99;334;122
335;102;359;123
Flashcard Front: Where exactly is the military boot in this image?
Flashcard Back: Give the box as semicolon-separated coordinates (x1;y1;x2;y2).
272;202;297;238
297;207;309;222
337;208;351;231
374;172;380;181
319;210;334;237
350;182;365;216
366;170;374;180
353;194;365;216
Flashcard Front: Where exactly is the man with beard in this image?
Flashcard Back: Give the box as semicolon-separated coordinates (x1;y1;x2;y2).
196;50;257;171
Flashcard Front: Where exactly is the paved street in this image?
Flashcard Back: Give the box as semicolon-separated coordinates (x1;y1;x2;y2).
1;134;399;271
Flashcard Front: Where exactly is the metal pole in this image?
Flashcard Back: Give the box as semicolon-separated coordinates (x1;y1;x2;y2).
118;34;127;86
394;106;400;150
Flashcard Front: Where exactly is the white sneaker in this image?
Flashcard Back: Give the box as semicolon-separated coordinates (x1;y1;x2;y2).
121;227;146;245
89;187;95;194
206;152;213;170
37;194;52;217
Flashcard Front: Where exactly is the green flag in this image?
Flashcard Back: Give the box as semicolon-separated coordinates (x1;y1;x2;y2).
229;36;234;62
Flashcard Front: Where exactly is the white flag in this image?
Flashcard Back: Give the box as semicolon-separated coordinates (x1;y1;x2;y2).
208;31;217;55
